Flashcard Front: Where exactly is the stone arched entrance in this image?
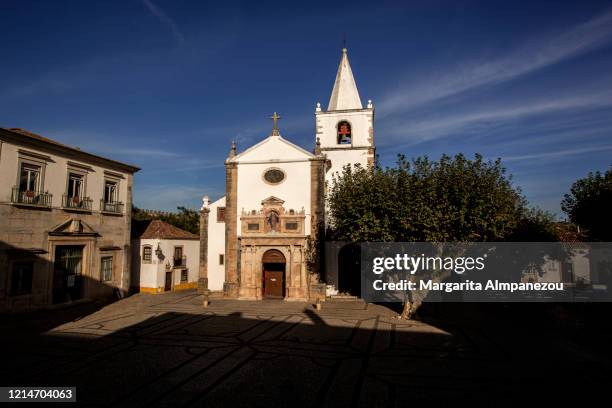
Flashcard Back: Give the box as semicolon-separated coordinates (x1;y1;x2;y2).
262;249;286;299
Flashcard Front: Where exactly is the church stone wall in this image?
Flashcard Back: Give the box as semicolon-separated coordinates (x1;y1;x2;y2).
201;48;375;300
238;238;309;300
224;162;239;297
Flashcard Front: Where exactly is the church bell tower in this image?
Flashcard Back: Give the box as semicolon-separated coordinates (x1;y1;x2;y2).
315;47;375;188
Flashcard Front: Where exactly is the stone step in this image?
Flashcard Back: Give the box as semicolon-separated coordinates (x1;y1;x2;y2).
328;295;361;302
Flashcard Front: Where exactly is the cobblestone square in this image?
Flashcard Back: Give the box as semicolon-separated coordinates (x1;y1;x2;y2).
2;291;610;406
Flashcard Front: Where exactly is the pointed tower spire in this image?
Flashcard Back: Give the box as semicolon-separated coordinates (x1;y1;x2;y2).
327;48;362;111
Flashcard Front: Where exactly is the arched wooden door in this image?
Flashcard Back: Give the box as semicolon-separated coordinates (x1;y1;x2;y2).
262;249;286;299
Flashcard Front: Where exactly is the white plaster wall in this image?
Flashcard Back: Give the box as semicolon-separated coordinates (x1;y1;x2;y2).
235;135;313;162
232;135;314;237
0;139;129;208
539;251;591;283
207;196;226;291
236;160;312;236
138;238;162;289
158;239;199;286
572;250;591;283
591;248;612;283
0;142;19;202
539;259;562;282
324;149;370;187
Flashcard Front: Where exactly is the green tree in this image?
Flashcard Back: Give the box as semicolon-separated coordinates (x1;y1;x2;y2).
561;166;612;241
327;154;558;318
328;153;551;242
132;206;200;235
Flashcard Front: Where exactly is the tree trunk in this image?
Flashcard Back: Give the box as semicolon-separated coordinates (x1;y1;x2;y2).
400;301;412;319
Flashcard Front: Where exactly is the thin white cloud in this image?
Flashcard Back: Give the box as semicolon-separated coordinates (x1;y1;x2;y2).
380;89;612;146
504;144;612;162
141;0;185;44
378;9;612;115
7;128;183;161
42;133;184;159
485;119;612;151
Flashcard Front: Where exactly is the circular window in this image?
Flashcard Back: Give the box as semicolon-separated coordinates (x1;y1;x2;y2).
263;168;285;184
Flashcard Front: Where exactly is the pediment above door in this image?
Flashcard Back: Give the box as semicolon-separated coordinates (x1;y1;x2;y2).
49;218;99;237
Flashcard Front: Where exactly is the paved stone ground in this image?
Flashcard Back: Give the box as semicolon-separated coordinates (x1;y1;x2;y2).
1;291;611;407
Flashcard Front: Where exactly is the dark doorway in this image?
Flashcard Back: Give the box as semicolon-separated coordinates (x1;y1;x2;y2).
262;249;285;299
52;245;84;304
164;271;173;292
338;243;361;296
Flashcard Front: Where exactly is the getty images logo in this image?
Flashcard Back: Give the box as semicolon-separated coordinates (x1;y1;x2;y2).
372;253;488;275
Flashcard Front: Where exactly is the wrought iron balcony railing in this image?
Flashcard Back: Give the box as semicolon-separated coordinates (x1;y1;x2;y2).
173;256;187;268
100;199;124;214
11;187;52;207
62;194;92;211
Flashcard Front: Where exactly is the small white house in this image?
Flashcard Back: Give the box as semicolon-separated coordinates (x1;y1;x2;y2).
132;220;199;294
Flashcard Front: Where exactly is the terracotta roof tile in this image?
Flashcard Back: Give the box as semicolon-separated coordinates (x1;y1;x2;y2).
139;219;199;240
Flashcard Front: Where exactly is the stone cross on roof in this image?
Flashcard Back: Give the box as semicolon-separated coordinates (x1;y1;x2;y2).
270;112;281;136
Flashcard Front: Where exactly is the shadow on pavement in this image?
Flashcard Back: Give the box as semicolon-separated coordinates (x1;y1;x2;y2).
1;296;612;407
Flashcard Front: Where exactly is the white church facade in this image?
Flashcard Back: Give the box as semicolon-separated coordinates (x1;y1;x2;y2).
198;48;375;300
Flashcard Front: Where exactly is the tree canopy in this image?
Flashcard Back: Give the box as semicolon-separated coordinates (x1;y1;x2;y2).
132;206;200;235
561;166;612;241
327;154;557;242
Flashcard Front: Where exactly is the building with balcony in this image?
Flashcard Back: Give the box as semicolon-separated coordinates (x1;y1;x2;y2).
0;127;139;311
131;219;199;294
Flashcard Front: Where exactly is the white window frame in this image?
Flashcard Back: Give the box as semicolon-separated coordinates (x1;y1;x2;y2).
16;151;47;193
103;179;119;204
66;169;87;199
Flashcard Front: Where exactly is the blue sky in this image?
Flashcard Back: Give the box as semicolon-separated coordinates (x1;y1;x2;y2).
1;0;611;217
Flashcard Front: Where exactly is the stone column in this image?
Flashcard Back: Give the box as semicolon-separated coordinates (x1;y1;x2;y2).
198;204;210;294
309;155;327;300
309;156;326;274
224;159;239;297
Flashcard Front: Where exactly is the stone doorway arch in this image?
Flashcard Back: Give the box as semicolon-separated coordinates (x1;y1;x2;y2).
262;249;286;299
